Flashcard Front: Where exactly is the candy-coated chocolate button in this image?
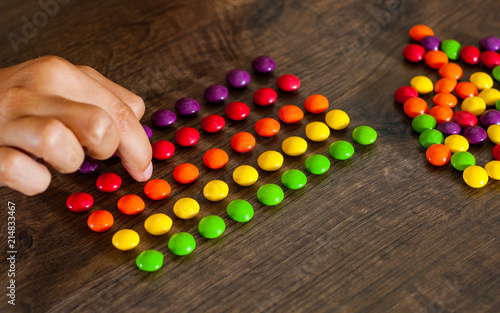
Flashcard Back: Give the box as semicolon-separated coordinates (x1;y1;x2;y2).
112;229;140;251
411;114;436;133
226;69;251;88
278;105;304;124
425;50;448;69
96;173;122;192
444;135;469;153
175;127;200;147
204;84;228;103
66;192;94;212
152;140;175;160
485;161;500;180
173;163;199;184
487;124;500;144
173;198;200;219
252;56;275;73
421;36;440;51
282;136;307;156
198;215;226;239
409;25;434;41
426;144;451;166
438;63;463;80
276;74;300;92
462;97;486;116
281;169;307;190
460;46;481;65
168;232;196;256
151;109;176;127
203;148;229;169
87;210;114;232
305;154;330;174
479;88;500;106
441;39;461;60
144;179;171;200
231;132;256;153
456;82;478;99
325;109;350;130
201;114;225;133
136;250;164;272
175;98;200;116
117;195;145;215
144;213;172;235
305;122;330;142
418;129;444;148
450;152;476;171
463;165;488;188
470;72;493;90
225;102;250;121
258;151;284;171
255;118;280;137
394;86;418;104
79;155;101;174
227;200;254;222
203;180;229;201
352;125;377;145
329;141;354;160
410;76;433;94
257;184;284;206
233;165;259;186
253;88;277;106
304;94;329;113
403;44;425;62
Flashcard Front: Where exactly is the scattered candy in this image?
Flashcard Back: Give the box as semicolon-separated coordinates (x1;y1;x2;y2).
276;74;300;92
436;121;461;135
433;92;457;108
152;140;175;160
278;105;304;124
257;184;284;206
485;160;500;179
304;94;329;113
204;84;228;103
144;179;171;200
425;50;448;69
258;151;284;171
403;44;425;62
203;148;229;169
481;51;500;69
419;129;444;148
429;105;453;123
175;127;200;147
225;102;250;121
325;109;350;130
282;136;307;156
227;200;254;222
142;124;153;138
305;154;330;175
329;141;354;160
281;169;307;190
403;97;428;118
480;110;500;127
173;163;199;184
434;77;457;94
151;109;176;127
173;198;200;219
87;210;114;232
470;72;493;90
203;180;229;201
478;88;500;106
253;87;277;106
409;25;434;41
487;124;500;144
201;114;225;133
136;250;163;272
198;215;226;239
252;55;275;73
394;86;418;104
231;132;256;153
305;121;330;142
461;97;486;116
463;165;488;188
450;151;476;171
117;195;145;215
79;155;101;174
96;173;122;192
144;213;172;235
425;144;451;166
411;114;437;133
410;76;433;94
444;134;469;153
453;111;478;128
441;39;461;60
233;165;259;186
66;192;93;212
226;69;251;88
352;125;377;145
455;82;478;99
479;36;500;51
421;36;440;51
175;98;200;116
438;63;463;80
255;118;281;137
460;45;481;65
168;232;196;256
112;229;140;251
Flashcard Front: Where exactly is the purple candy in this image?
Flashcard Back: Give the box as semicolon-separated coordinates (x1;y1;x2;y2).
463;126;487;144
421;36;440;51
175;98;200;115
479;110;500;127
436;121;461;135
479;36;500;51
204;84;228;103
151;109;176;127
142;124;153;138
252;56;275;73
226;69;251;88
79;155;101;174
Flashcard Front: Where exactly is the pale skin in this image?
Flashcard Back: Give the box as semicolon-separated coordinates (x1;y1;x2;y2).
0;55;153;196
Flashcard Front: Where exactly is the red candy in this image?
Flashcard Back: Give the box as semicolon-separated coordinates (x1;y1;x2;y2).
493;144;500;161
96;173;122;192
394;86;418;104
453;111;478;128
152;140;175;160
66;192;94;212
460;46;481;65
276;74;300;92
175;127;200;147
253;88;277;106
481;51;500;68
87;210;114;232
403;44;426;62
225;102;250;121
201;114;225;133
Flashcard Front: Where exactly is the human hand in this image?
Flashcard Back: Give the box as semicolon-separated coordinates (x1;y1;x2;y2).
0;56;153;195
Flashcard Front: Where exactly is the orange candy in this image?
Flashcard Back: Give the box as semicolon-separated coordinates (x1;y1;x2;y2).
434;78;457;93
255;118;280;137
426;144;451;166
173;163;199;184
144;179;171;200
87;210;114;232
403;97;428;118
433;93;457;108
456;82;479;99
425;50;448;69
231;132;256;153
304;94;329;114
409;25;434;41
117;195;145;215
438;63;463;80
429;105;454;123
278;105;304;123
203;148;229;169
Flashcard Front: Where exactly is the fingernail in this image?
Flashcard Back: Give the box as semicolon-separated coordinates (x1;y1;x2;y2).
141;162;153;181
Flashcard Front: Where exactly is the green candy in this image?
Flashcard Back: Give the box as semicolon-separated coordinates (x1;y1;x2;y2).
496;99;500;112
281;169;307;190
136;250;164;272
198;215;225;239
412;114;436;133
352;125;377;145
257;184;284;206
305;154;330;175
450;151;476;171
441;39;461;60
419;129;444;148
328;140;354;160
227;200;254;222
168;232;196;256
493;65;500;82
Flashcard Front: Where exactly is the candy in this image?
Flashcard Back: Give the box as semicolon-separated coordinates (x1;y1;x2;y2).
487;124;500;144
437;121;461;135
403;97;428;118
144;213;172;235
425;50;448;69
151;109;176;127
493;66;500;82
233;165;259;186
305;154;330;175
493;144;500;160
255;118;281;137
204;84;228;103
455;82;478;99
419;129;444;148
304;94;329;113
441;39;461;60
175;98;200;116
409;25;434;41
227;199;254;222
463;126;487;144
198;215;226;239
460;45;481;65
305;121;330;142
136;250;163;272
175;127;200;147
276;74;300;92
226;69;251;88
253;88;277;106
403;44;425;62
481;51;500;68
79;155;101;174
282;136;307;156
328;141;354;160
463;165;488;188
429;106;453;124
173;198;200;219
453;111;478;128
281;169;307;190
470;72;493;90
425;144;451;166
325;109;350;130
438;63;463;80
168;232;196;256
203;148;229;169
410;76;433;94
479;36;500;51
394;86;418;104
461;97;486;116
117;195;145;215
278;105;304;124
450;151;476;171
87;210;114;232
142;124;153;138
444;134;469;153
225;102;250;121
434;77;457;94
173;163;199;184
252;56;275;73
96;173;121;192
152;140;175;160
257;150;284;171
352;125;377;144
484;160;500;180
433;93;457;108
231;132;256;153
480;110;500;127
203;180;229;201
201;114;225;133
478;88;500;106
66;192;93;212
112;229;140;251
411;114;436;133
144;179;171;200
420;36;440;51
257;184;284;206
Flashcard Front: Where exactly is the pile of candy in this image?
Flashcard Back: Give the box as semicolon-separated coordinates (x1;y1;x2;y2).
68;56;377;272
397;25;500;188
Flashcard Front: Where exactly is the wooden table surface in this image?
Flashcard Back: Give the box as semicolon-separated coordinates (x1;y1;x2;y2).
1;0;500;312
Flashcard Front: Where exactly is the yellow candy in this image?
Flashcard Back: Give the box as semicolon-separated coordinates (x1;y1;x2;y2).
463;165;488;188
203;180;229;201
410;75;433;94
257;150;284;171
479;88;500;106
470;72;493;90
173;198;199;219
487;124;500;144
232;165;258;186
485;161;500;180
282;136;307;156
144;213;172;236
325;109;350;130
461;96;486;116
305;121;330;142
444;134;469;153
112;229;140;251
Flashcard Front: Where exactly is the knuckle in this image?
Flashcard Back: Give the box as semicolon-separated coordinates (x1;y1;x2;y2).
39;118;68;152
0;150;20;183
33;55;71;77
85;108;116;147
128;94;145;118
114;104;136;132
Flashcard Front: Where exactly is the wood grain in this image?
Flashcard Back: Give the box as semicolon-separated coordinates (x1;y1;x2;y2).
1;0;500;312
